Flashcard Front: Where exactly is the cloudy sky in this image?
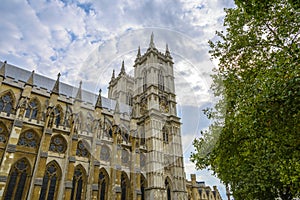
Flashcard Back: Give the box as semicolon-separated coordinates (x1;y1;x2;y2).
0;0;235;198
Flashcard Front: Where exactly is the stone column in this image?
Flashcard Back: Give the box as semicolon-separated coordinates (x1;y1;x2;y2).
31;127;53;199
110;125;122;200
91;161;100;200
63;133;78;200
0;119;23;199
130;136;142;200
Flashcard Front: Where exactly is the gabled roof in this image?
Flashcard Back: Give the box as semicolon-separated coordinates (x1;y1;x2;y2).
0;61;131;114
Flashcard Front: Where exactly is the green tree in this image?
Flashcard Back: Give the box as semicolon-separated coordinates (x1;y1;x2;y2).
191;1;300;200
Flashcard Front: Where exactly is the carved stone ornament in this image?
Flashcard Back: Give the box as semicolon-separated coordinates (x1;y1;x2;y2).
159;97;169;113
140;98;147;115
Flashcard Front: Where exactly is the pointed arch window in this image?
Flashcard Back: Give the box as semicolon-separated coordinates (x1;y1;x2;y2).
162;126;169;143
76;141;89;157
73;113;82;133
121;172;129;200
126;93;133;106
48;106;63;128
25;99;39;119
165;179;172;200
103;120;113;138
158;70;164;90
63;105;72;128
141;175;147;200
71;165;86;200
54;106;62;127
17;131;40;149
143;71;147;92
0;93;13;114
39;162;61;200
49;135;67;153
98;170;109;200
4;158;31;200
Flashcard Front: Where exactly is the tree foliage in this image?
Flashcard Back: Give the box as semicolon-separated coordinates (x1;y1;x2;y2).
191;1;300;199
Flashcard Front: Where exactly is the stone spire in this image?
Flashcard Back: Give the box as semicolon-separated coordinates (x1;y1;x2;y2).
119;60;125;75
0;61;7;78
25;70;35;87
165;43;170;56
51;73;61;95
149;32;155;49
75;81;82;101
137;46;141;57
95;89;102;109
111;69;115;79
135;46;141;64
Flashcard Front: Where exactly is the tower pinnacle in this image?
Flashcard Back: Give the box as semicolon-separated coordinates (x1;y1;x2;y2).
149;32;155;49
165;43;172;58
75;80;82;101
137;46;141;57
111;69;115;79
95;89;102;109
51;73;61;95
25;70;35;86
120;60;125;75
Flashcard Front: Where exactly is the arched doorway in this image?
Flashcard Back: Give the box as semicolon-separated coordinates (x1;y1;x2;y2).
165;178;172;200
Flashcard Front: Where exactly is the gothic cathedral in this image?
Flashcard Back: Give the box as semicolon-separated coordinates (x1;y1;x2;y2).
0;34;222;200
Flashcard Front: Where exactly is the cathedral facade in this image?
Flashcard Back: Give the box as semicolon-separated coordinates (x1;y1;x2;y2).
0;35;222;200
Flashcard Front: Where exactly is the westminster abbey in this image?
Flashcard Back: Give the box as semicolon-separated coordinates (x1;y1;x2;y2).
0;34;222;200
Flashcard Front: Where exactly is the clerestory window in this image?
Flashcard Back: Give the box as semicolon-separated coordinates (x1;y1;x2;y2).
0;93;13;114
39;162;61;200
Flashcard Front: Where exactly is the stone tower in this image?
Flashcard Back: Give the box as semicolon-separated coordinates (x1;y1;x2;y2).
108;61;134;106
132;33;187;199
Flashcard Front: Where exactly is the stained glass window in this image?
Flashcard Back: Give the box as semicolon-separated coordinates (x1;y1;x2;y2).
121;172;129;200
39;162;61;200
143;71;147;92
54;107;61;127
98;170;108;200
4;158;30;200
158;70;164;90
25;100;39;119
0;93;13;114
71;165;86;200
76;141;89;157
162;126;169;143
49;135;67;153
17;131;39;148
